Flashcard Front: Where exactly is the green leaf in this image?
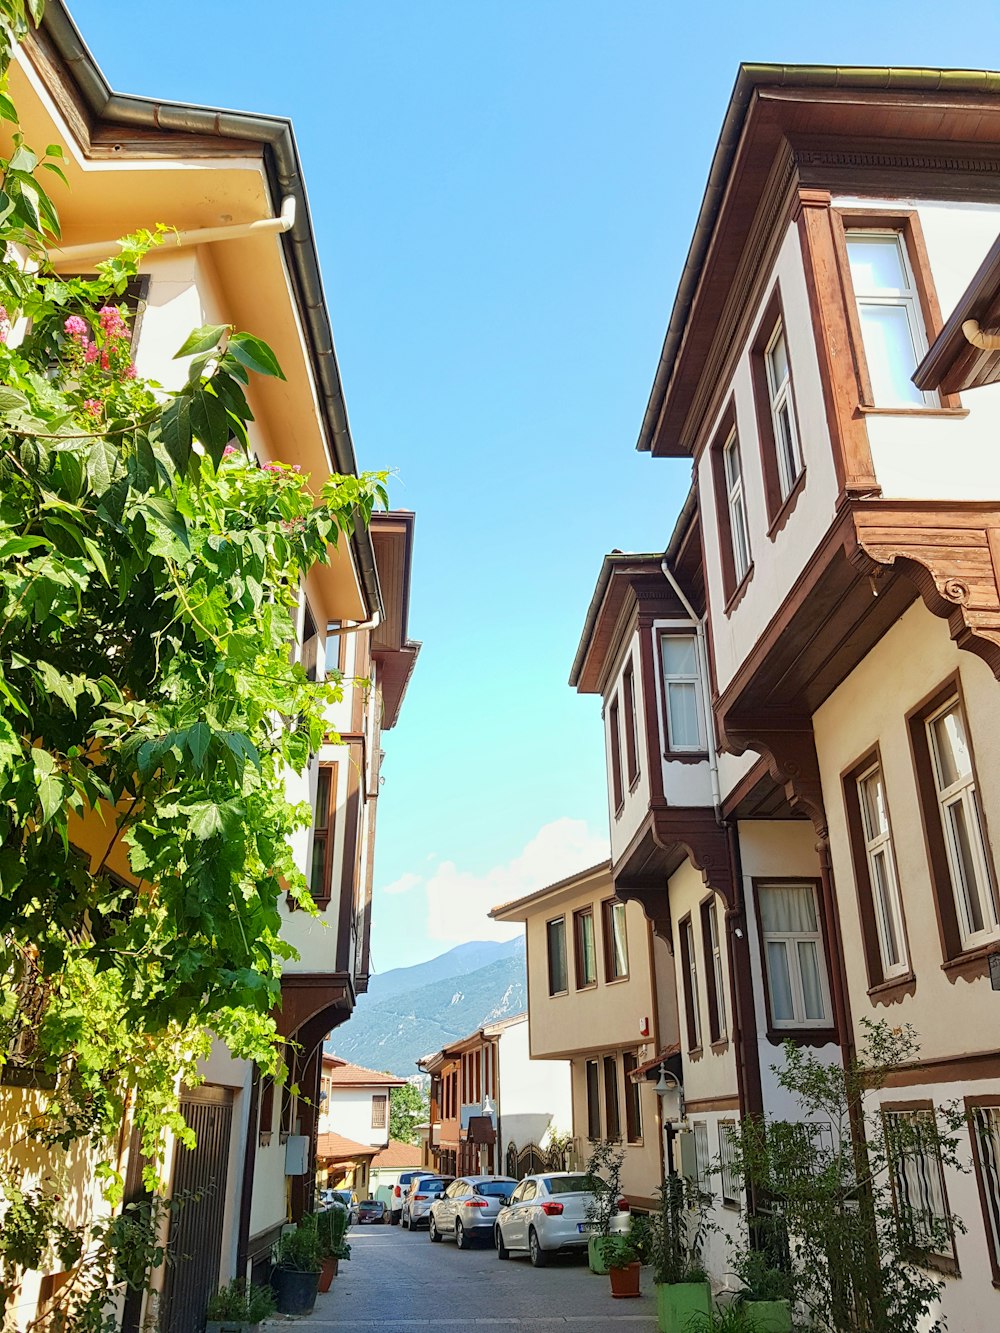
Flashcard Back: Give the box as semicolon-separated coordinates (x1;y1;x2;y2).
188;801;223;840
189;386;230;463
158;396;192;474
185;722;211;769
0;386;29;412
226;333;286;381
86;438;119;495
0;534;51;561
31;747;64;825
0;93;18;124
0;715;21;773
82;536;111;585
174;324;229;360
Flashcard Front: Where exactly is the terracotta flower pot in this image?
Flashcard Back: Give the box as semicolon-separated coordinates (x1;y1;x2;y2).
609;1261;641;1299
318;1255;339;1293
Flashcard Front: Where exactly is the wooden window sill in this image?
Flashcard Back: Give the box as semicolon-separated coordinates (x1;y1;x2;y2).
941;941;998;981
766;467;807;540
613;801;625;821
857;405;969;419
628;772;642;794
866;972;916;1004
686;1046;704;1062
575;982;598;993
604;975;629;987
765;1026;838;1047
663;749;710;765
710;1039;730;1055
723;564;754;618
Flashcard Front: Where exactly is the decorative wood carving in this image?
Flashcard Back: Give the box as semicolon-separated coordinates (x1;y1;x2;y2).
725;727;827;834
652;809;736;909
615;886;673;949
852;501;1000;679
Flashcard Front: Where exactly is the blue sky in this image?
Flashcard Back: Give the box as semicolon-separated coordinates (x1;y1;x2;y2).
71;1;1000;969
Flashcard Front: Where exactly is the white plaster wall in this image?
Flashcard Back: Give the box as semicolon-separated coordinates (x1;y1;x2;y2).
606;628;652;865
699;222;840;696
680;1110;743;1289
651;618;714;808
568;1057;663;1204
833;196;1000;500
497;1018;572;1145
248;1077;287;1240
328;1087;391;1149
735;821;842;1122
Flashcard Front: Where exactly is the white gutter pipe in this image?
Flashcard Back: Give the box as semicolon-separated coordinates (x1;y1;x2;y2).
660;557;722;816
50;195;297;266
962;318;1000;351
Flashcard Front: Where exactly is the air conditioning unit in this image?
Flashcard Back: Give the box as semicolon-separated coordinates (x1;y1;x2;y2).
284;1135;310;1177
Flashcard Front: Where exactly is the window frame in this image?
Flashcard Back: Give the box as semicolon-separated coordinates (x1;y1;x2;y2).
752;878;836;1043
709;401;754;610
602;897;630;983
622;1050;643;1144
622;659;640;789
608;696;624;814
882;1100;959;1274
573;906;597;990
585;1058;601;1141
678;914;702;1052
658;630;707;759
842;748;912;994
546;916;568;996
966;1095;1000;1287
700;895;727;1045
907;678;1000;969
833;209;958;413
751;287;806;530
307;762;338;909
371;1094;387;1130
718;1119;739;1208
603;1054;621;1143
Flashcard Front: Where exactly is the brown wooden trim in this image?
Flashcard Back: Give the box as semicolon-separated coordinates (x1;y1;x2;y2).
866;973;917;1005
750;284;806;527
940;941;995;982
766;468;807;541
880;1047;1000;1088
720;754;771;820
833;207;961;412
573;905;597;990
840;743;913;995
622;658;640;787
880;1099;960;1275
350;632;371;735
335;742;364;975
638;621;665;805
794;189;878;498
609;695;624;814
966;1095;1000;1287
725;824;764;1131
678;911;700;1053
601;897;630;984
656;627;710;762
750;876;839;1047
307;761;338;910
684;1094;740;1114
857;406;969;419
699;893;723;1045
723;562;755;619
545;913;569;997
708;399;749;605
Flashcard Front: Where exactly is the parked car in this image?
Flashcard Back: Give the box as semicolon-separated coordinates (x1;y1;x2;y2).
389;1170;436;1225
318;1188;358;1224
428;1175;518;1249
357;1199;387;1225
402;1175;454;1229
494;1172;630;1266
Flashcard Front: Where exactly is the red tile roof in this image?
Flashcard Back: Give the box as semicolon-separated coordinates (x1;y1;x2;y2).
371;1138;422;1170
322;1056;406;1088
316;1132;379;1162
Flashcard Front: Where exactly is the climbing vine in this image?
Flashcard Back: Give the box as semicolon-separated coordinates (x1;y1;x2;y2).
0;2;388;1323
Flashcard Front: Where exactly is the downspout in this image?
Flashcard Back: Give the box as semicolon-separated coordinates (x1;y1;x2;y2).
659;557;722;815
962;318;1000;350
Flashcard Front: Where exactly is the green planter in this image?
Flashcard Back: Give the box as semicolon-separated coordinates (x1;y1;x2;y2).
655;1281;712;1333
588;1234;610;1274
744;1299;792;1333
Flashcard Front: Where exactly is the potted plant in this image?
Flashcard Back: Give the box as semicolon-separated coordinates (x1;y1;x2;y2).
272;1215;322;1316
652;1174;713;1333
730;1250;794;1333
205;1278;275;1333
583;1140;627;1275
316;1204;352;1292
600;1232;642;1299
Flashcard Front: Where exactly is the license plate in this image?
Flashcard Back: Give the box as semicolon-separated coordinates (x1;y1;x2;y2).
577;1223;596;1233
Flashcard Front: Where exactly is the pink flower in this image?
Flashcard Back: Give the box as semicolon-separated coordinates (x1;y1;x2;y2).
263;461;282;473
83;398;102;418
222;444;239;458
124;362;137;380
64;314;88;342
100;349;110;371
98;306;128;339
0;306;10;345
84;342;99;364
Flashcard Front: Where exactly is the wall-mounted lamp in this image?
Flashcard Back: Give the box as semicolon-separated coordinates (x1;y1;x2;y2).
654;1063;685;1125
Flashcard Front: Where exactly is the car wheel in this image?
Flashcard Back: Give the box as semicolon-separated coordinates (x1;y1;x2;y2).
528;1228;547;1268
390;1211;398;1226
455;1219;467;1250
429;1217;441;1243
495;1225;509;1261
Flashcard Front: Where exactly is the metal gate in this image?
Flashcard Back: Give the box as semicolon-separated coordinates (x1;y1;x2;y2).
160;1086;234;1333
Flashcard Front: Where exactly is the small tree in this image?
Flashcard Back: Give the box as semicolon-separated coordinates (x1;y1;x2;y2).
730;1020;965;1333
388;1082;428;1146
583;1139;626;1236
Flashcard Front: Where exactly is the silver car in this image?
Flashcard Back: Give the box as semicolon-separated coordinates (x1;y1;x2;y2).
402;1175;453;1229
428;1175;518;1249
494;1172;630;1266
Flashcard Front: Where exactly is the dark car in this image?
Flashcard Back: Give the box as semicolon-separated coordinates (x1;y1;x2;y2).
357;1199;387;1225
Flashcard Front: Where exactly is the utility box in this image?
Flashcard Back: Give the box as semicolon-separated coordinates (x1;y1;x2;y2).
284;1134;310;1177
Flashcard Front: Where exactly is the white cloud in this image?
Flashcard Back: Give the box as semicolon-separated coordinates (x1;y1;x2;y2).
379;871;421;897
424;817;609;947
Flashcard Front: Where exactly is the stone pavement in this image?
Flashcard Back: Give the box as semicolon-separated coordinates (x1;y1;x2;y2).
268;1220;659;1331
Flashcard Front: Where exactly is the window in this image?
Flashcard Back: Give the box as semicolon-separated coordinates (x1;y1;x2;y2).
603;899;629;982
884;1106;956;1269
700;897;727;1043
300;603;321;681
603;1055;621;1142
622;660;640;786
660;633;705;754
325;620;344;675
371;1094;387;1129
763;321;802;500
969;1101;1000;1281
757;882;832;1030
857;762;908;978
574;907;597;988
723;429;751;584
622;1051;642;1143
309;764;337;907
719;1121;739;1207
844;228;934;408
585;1059;601;1140
609;697;624;811
926;697;999;949
547;917;568;995
692;1120;710;1192
678;916;702;1050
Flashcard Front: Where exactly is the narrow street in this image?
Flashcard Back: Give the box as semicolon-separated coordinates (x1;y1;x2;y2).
274;1223;659;1330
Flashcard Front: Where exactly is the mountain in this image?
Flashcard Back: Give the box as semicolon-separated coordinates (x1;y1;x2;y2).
329;937;526;1077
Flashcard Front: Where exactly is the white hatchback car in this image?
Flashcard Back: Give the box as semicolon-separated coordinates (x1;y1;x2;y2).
428;1175;518;1248
494;1172;630;1266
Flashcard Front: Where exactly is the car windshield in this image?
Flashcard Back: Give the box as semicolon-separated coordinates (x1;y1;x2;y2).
544;1175;595;1195
475;1181;515;1197
360;1201;380;1210
419;1180;448;1193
